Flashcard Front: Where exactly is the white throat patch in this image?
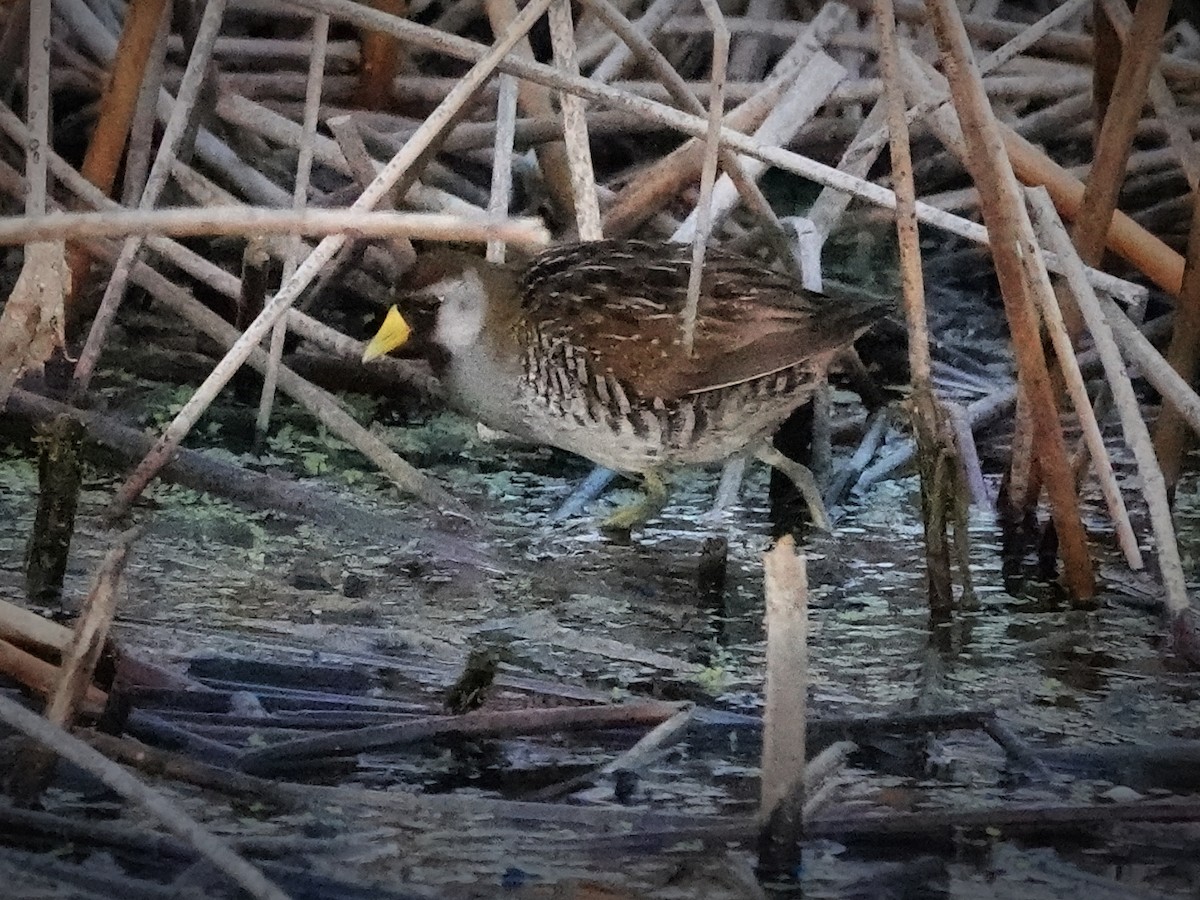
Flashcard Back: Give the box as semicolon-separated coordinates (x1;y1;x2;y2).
433;268;488;352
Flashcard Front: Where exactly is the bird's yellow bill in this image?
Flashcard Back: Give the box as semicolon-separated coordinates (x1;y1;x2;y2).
362;306;411;362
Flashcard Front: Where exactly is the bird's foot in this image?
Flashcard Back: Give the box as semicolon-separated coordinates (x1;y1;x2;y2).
600;471;668;534
600;504;650;533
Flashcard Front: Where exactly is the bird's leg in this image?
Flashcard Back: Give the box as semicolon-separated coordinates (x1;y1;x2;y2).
550;465;618;522
754;444;832;531
601;470;669;532
703;455;748;521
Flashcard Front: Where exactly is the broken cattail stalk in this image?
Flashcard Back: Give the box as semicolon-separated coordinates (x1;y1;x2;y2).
601;3;849;237
0;640;108;716
590;0;683;83
57;2;296;209
900;47;1183;300
119;3;171;208
842;0;1200;86
164;34;359;63
327;116;418;272
527;703;696;801
829;0;1089;213
0;599;74;656
366;72;1089;108
11;527;142;804
236;238;272;332
578;0;796;278
24;416;85;608
673;53;845;243
0;0;64;410
1101;0;1200;192
758;535;808;879
728;0;785;81
581;0;802;276
801;740;856;820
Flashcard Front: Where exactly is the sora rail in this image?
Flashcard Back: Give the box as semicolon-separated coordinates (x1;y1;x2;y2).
363;239;888;530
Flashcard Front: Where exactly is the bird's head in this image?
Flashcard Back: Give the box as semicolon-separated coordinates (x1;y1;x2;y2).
362;252;520;364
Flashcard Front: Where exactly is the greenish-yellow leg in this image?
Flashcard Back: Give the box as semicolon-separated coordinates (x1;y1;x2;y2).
601;470;669;532
754;444;832;530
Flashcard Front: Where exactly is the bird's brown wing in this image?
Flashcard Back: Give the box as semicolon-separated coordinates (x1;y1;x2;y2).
520;240;887;401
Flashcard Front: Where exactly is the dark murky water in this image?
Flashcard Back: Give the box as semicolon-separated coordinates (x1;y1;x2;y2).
4;395;1200;896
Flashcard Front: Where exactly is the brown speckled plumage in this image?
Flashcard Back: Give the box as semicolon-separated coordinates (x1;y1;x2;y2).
404;239;887;477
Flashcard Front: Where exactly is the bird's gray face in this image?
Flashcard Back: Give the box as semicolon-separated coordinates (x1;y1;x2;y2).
432;268;488;353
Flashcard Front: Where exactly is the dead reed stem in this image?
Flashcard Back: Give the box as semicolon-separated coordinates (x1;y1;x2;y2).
484;0;576;227
0;639;107;716
0;598;74;656
290;0;1147;305
119;3;171;209
72;0;228;396
845;0;1089;179
1152;194;1200;494
356;0;406;109
674;55;845;244
601;4;848;238
680;0;728;358
844;0;1200;85
875;0;953;611
67;0;170;320
1066;0;1172;336
1029;189;1195;656
0;208;551;246
109;0;557;516
22;1;48;214
256;13;330;448
75;0;168;199
925;0;1095;601
1100;0;1200;193
0;0;64;409
0;693;291;900
580;0;800;274
549;0;602;240
591;0;682;84
486;73;520;263
901;46;1182;300
1018;216;1143;569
